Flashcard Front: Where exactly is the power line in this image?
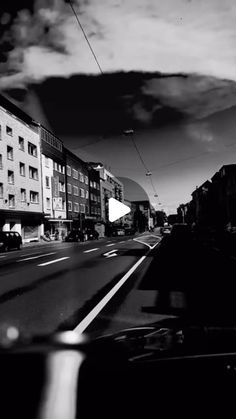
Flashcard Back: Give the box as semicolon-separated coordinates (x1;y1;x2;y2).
66;0;104;75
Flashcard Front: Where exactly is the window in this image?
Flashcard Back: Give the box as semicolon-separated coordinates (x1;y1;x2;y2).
74;202;79;213
62;200;66;210
59;181;65;192
6;126;13;136
68;201;72;211
90;181;93;188
29;166;38;180
72;169;78;179
8;170;14;184
85;175;88;185
67;165;71;176
8;194;15;207
46;176;50;188
21;189;26;202
0;154;2;169
0;125;1;140
30;191;39;203
19;162;25;176
45;157;49;167
28;142;37;157
7;146;13;160
86;205;89;214
93;181;97;189
41;127;63;152
98;196;101;203
86;190;89;199
98;208;101;215
79;172;84;182
80;188;85;198
67;183;72;194
97;183;100;191
19;136;24;151
80;204;85;213
46;198;51;209
73;185;79;196
0;183;3;198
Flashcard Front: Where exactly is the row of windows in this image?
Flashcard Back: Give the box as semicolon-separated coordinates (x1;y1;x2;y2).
66;166;88;184
53;162;65;174
41;128;63;152
90;193;101;203
6;165;39;184
91;206;101;215
67;184;88;198
90;180;100;190
0;141;37;164
0;184;39;205
68;202;86;213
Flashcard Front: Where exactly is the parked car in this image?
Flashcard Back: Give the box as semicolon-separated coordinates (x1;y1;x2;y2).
87;229;99;240
112;228;125;236
0;231;22;252
64;230;84;242
124;227;135;236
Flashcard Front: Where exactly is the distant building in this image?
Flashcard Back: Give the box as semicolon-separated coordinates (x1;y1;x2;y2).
131;200;151;232
65;148;90;230
123;199;133;228
211;165;236;228
0;94;43;242
191;180;212;227
40;126;68;237
87;166;102;234
89;165;124;228
167;214;179;225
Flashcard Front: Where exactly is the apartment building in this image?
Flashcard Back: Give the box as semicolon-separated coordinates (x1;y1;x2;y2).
0;94;43;242
40;126;68;237
65;148;89;230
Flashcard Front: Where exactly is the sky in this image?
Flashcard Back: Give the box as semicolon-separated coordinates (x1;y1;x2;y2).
1;0;236;214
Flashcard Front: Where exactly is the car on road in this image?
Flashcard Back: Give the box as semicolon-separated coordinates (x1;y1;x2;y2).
160;225;172;236
0;231;22;252
112;228;125;236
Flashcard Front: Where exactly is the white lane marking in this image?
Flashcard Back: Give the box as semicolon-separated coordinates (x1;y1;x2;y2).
38;257;70;266
0;255;6;259
103;249;118;258
133;235;162;249
119;241;125;244
83;248;99;253
74;240;160;335
17;252;56;262
106;243;115;247
74;255;147;334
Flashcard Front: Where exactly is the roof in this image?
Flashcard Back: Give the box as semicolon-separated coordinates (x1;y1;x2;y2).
0;94;37;126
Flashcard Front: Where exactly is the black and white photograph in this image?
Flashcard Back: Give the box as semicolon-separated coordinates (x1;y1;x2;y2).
1;0;236;417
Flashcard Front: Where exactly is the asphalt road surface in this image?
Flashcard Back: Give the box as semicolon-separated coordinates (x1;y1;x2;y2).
0;234;164;339
0;232;236;341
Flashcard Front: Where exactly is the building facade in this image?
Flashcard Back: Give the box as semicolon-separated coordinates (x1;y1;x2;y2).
65;149;90;230
40;126;68;237
0;95;43;242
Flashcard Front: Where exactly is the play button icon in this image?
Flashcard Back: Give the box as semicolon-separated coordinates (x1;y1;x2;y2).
108;198;131;222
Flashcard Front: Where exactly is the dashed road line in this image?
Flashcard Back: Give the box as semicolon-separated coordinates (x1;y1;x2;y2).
0;255;6;259
17;252;56;262
38;257;70;266
83;248;99;253
106;243;115;247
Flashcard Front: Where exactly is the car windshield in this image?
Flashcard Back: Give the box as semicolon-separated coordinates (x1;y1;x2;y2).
1;0;236;343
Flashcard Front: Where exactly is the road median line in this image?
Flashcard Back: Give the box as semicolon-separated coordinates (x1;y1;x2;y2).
17;252;56;262
83;248;99;253
74;241;160;335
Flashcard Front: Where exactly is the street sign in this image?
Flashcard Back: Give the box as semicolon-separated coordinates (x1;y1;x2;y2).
53;197;62;210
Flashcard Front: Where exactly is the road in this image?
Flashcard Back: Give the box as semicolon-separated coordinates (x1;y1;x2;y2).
0;234;164;339
0;232;236;341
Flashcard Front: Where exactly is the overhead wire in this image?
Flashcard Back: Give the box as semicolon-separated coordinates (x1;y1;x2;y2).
67;0;104;75
66;0;161;208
